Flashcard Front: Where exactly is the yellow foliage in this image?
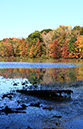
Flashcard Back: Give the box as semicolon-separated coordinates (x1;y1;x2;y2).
79;49;81;52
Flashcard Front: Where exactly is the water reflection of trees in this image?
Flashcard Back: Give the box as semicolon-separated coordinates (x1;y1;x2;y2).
0;68;82;84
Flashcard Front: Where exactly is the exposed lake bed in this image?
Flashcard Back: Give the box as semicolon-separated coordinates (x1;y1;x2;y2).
0;59;83;129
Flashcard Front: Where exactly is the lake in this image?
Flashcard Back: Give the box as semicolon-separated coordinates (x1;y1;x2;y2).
0;58;83;129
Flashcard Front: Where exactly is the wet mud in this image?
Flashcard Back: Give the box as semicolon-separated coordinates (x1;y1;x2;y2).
0;76;83;129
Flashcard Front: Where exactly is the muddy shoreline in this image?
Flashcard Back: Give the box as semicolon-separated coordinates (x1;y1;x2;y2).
0;77;83;129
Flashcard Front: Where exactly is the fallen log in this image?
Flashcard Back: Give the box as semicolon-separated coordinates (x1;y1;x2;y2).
17;89;73;100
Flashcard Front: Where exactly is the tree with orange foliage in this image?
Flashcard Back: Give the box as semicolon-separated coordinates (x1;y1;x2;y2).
76;36;83;58
61;44;69;58
29;45;34;58
48;39;61;58
18;38;29;56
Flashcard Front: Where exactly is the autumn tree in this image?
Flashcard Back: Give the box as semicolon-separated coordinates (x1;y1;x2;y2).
29;40;46;58
48;39;61;58
26;31;46;58
7;38;19;56
41;31;52;55
51;25;72;47
61;44;69;58
29;44;34;58
18;38;29;56
0;38;19;57
76;36;83;58
68;36;77;53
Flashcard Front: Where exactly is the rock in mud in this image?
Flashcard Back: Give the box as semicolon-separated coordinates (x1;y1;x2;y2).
21;104;27;108
13;82;18;86
2;93;14;99
43;106;54;110
53;115;62;118
16;104;27;110
0;106;26;114
26;126;33;129
29;102;40;107
1;106;15;114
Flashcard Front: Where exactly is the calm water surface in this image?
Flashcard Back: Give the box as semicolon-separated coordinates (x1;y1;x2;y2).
0;59;83;129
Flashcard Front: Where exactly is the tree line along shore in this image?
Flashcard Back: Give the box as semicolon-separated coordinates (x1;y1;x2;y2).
0;25;83;59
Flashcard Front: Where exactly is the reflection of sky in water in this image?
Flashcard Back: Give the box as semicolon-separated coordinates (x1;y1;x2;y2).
0;62;81;68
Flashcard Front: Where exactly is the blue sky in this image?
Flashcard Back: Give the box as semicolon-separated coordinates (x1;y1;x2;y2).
0;0;83;40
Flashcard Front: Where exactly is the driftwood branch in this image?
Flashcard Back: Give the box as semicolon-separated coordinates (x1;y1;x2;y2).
17;89;73;100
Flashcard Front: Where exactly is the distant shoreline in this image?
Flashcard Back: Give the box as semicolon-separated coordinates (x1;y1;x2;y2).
0;56;83;63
